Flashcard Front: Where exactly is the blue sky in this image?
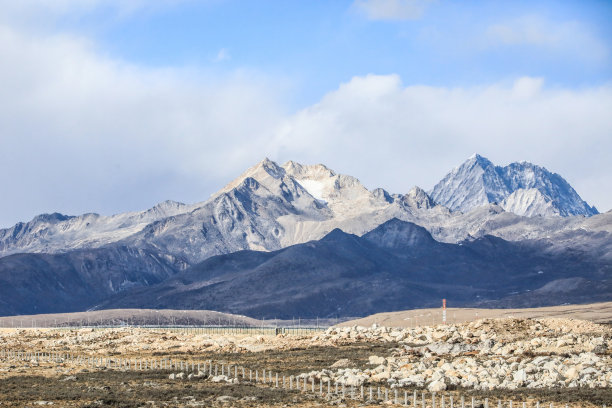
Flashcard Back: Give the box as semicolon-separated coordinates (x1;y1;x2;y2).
52;0;612;105
0;0;611;226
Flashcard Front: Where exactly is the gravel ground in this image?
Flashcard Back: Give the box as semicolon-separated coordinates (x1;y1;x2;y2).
0;319;610;407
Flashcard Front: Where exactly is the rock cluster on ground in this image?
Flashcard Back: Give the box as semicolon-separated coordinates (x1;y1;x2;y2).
1;317;610;394
308;318;612;391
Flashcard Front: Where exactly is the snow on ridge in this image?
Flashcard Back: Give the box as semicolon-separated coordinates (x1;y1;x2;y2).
501;188;560;217
430;154;597;217
295;179;328;203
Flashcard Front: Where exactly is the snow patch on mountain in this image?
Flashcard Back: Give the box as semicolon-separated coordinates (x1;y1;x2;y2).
501;188;560;217
294;179;327;203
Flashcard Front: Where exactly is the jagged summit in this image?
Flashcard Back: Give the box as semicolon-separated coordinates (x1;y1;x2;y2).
371;188;394;204
430;154;598;217
282;161;336;179
402;186;436;210
468;152;493;165
217;157;286;195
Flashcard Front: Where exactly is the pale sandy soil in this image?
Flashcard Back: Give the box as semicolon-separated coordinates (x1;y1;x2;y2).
0;309;262;328
338;302;612;328
0;309;336;328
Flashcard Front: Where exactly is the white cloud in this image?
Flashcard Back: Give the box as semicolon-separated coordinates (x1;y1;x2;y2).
0;0;195;30
486;15;609;63
273;74;612;212
511;77;544;100
0;24;286;226
353;0;433;21
0;0;187;17
213;48;231;63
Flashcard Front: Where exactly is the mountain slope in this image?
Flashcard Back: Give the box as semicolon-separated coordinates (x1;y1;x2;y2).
0;246;185;316
430;154;598;217
0;200;196;257
79;158;441;264
501;188;560;217
97;219;611;318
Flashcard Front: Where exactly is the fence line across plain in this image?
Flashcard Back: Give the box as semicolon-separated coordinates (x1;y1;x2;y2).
0;348;599;408
0;325;327;336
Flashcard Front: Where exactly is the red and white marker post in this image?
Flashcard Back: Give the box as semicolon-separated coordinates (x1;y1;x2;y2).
442;299;447;325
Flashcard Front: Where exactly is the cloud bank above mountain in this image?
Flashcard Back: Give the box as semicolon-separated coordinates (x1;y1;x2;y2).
0;8;611;227
352;0;434;21
274;75;612;212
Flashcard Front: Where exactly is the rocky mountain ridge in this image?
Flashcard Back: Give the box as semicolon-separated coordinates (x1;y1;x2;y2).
430;154;598;217
0;156;606;265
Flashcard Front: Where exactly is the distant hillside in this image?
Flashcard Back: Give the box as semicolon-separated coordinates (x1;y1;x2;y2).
96;219;611;318
0;247;184;316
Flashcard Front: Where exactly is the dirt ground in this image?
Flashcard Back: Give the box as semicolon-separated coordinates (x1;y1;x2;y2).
1;302;610;330
1;369;609;408
0;331;398;407
1;328;610;407
338;302;612;328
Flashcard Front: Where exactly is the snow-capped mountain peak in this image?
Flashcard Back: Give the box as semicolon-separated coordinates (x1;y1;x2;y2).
468;152;493;166
430;154;598;217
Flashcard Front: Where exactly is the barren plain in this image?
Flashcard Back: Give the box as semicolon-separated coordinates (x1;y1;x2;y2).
338;302;612;327
1;311;611;407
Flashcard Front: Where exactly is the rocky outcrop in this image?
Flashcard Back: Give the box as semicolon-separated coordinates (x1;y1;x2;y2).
310;318;612;390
